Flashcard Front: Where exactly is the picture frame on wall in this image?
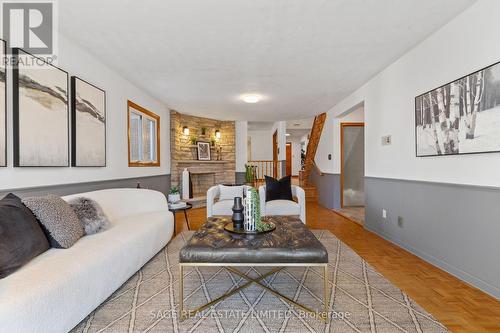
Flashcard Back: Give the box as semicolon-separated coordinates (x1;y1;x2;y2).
0;39;6;167
415;60;500;157
197;141;211;160
71;76;106;167
12;48;70;167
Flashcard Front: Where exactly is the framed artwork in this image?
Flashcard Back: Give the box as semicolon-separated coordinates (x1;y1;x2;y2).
127;100;160;167
0;39;6;167
13;49;69;167
197;141;211;160
415;60;500;157
71;76;106;166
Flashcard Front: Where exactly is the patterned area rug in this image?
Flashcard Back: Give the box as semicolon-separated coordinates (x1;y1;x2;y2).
71;231;448;333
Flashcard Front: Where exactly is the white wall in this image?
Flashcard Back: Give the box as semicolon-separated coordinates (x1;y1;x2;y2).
272;121;287;160
248;129;273;160
0;33;171;190
235;120;247;172
288;137;302;176
316;105;364;173
317;0;500;187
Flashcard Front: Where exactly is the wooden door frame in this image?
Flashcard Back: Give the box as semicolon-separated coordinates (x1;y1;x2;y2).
272;130;278;178
340;122;364;208
286;142;292;176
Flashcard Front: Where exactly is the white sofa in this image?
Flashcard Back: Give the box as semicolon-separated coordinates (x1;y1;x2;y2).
0;188;174;333
258;185;306;223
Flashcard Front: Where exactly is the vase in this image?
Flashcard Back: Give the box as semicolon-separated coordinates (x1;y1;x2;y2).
232;197;244;230
168;193;180;203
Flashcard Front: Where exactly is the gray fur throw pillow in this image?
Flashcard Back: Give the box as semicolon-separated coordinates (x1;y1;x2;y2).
22;194;84;249
68;197;110;235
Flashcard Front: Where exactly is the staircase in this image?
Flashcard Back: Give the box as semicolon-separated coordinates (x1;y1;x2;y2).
300;113;327;187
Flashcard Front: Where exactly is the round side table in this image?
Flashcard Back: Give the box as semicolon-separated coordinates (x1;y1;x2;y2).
169;202;193;235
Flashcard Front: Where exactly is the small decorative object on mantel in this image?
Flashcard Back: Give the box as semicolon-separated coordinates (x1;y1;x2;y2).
231;197;244;230
168;186;181;203
196;141;211;160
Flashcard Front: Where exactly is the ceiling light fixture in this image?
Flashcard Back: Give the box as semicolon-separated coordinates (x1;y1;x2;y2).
242;94;262;104
285;133;291;136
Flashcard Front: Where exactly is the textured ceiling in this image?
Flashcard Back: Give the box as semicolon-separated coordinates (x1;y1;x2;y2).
60;0;476;120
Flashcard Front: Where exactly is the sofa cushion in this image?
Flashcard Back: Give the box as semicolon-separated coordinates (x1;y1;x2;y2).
22;195;84;248
264;175;293;202
265;200;300;216
218;185;244;201
212;199;234;216
68;197;110;235
0;193;50;279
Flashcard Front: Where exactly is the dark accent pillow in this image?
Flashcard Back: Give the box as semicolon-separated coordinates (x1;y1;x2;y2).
22;195;84;249
0;193;50;279
265;175;293;202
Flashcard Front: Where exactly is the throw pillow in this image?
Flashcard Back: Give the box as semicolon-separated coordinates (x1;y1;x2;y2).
218;185;244;201
0;193;50;279
68;197;110;235
22;194;84;249
264;175;293;202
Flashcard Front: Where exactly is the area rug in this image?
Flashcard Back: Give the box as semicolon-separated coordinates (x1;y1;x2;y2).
71;231;448;333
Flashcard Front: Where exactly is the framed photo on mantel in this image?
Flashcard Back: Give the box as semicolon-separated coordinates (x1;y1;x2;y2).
196;141;211;161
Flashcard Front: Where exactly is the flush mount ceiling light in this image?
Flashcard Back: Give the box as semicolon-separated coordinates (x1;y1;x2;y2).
285;133;291;136
241;94;262;104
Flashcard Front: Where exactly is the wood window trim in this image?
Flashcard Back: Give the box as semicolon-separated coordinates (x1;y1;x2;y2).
127;100;161;167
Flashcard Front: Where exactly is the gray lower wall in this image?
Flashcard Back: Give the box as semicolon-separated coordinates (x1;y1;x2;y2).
310;168;341;209
0;174;171;198
365;176;500;299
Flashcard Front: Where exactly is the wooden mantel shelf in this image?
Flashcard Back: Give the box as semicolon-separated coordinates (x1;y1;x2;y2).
176;160;232;164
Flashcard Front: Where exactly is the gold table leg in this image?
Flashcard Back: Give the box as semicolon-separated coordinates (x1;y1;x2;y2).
179;266;282;321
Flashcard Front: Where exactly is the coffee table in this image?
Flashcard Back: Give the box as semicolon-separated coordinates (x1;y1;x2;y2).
178;216;329;321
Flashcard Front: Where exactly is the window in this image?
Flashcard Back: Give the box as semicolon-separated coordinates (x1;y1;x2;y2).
127;100;160;166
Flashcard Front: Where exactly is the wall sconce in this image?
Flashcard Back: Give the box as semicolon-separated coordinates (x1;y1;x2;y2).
215;129;221;139
182;126;189;135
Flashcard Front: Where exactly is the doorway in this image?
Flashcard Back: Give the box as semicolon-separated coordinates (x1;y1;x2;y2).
285;143;292;176
272;130;278;178
340;122;365;223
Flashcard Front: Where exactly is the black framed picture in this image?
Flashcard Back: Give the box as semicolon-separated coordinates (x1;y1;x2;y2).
197;141;211;160
415;60;500;157
71;76;106;167
13;49;69;167
0;39;6;167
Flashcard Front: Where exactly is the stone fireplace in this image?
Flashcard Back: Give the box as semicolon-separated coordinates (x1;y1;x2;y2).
170;111;236;206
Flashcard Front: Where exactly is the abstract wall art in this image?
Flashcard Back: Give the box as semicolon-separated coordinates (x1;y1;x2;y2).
13;49;69;167
71;76;106;166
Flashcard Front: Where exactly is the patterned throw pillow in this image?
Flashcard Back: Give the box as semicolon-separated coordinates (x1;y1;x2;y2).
68;197;110;235
22;195;84;249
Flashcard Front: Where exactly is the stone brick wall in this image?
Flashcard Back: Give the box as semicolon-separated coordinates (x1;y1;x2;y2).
170;111;236;196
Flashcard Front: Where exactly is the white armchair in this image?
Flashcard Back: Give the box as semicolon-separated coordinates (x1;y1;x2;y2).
258;185;306;223
207;185;250;218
